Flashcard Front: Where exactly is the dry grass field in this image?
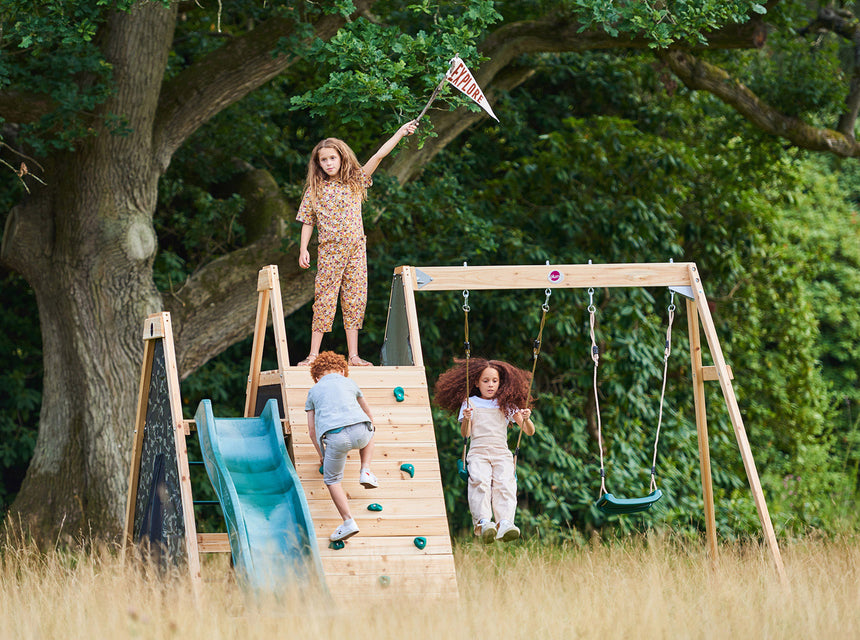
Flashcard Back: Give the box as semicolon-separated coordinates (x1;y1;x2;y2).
1;533;858;639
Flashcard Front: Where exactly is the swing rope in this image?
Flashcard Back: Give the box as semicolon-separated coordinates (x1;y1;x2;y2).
650;291;676;492
513;287;551;467
587;288;607;498
460;288;471;475
590;288;675;501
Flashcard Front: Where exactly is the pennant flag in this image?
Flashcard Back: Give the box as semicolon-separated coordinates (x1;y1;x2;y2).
445;56;499;122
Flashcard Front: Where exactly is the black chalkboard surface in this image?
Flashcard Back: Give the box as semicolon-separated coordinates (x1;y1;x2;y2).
132;339;186;566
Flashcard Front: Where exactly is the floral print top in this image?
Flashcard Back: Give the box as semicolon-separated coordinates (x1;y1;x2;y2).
296;170;372;244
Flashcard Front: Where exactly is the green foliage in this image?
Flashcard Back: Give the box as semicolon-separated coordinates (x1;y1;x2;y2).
0;273;41;512
289;1;501;125
568;0;767;47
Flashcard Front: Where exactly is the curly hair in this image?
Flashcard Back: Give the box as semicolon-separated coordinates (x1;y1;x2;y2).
433;358;532;417
309;351;349;382
304;137;367;205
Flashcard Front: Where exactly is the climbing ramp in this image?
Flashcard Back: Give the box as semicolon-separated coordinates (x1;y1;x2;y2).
281;365;458;600
195;397;325;591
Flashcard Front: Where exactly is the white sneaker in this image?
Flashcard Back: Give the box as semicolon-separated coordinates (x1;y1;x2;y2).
330;519;359;542
495;520;520;542
359;468;378;488
479;520;497;543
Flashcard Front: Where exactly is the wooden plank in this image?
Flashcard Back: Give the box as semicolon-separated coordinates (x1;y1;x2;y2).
197;533;230;553
293;442;441;460
312;516;450;538
159;314;202;584
407;262;696;291
305;497;447;518
326;573;458;606
317;535;452;557
123;334;157;548
400;265;425;367
243;284;271;417
300;479;447;501
266;265;291;373
281;366;429;389
322;554;456;575
686;299;718;568
688;263;786;581
702;365;733;381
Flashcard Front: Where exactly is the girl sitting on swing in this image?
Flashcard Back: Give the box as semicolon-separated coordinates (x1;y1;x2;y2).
434;358;535;543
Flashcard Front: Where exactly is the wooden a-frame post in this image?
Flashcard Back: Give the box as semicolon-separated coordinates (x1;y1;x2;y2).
244;264;292;426
384;262;786;580
122;312;202;588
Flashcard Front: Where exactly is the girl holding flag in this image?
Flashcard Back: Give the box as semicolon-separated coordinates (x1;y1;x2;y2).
296;121;417;367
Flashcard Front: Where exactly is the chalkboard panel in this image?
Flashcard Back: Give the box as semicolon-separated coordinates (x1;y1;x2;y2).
254;383;284;418
132;339;186;567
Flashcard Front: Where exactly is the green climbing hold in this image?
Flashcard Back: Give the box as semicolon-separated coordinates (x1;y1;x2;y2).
379;575;391;587
393;386;405;402
457;459;469;481
400;463;415;478
329;540;345;550
367;503;383;512
413;537;427;550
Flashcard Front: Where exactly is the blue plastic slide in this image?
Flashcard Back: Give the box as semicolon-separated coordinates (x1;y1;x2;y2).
195;398;325;592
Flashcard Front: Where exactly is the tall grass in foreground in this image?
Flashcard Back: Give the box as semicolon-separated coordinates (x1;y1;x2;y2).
1;534;858;639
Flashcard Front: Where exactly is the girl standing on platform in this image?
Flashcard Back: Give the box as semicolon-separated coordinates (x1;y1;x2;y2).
296;121;418;367
434;358;535;542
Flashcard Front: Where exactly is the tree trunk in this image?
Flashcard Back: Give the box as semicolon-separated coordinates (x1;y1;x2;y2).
4;3;175;543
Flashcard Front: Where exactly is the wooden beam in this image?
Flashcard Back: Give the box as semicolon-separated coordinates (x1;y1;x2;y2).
702;365;733;381
399;265;425;367
159;313;203;585
197;533;231;553
688;264;787;582
122;324;159;549
686;300;719;568
243;275;272;417
408;262;695;291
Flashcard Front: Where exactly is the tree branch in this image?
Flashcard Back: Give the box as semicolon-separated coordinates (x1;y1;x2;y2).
152;1;375;171
165;235;315;378
659;49;860;157
798;6;860;138
0;90;56;125
390;12;768;182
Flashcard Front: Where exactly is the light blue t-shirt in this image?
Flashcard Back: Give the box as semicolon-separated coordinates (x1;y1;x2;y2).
305;373;370;448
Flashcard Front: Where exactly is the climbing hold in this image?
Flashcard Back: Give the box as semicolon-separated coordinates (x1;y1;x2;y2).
367;503;383;512
413;537;427;550
393;386;405;402
400;463;415;478
329;540;345;550
457;459;469;481
379;575;391;587
319;465;324;475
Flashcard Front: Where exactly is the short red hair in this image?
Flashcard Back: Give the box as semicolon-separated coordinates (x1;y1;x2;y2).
310;351;348;382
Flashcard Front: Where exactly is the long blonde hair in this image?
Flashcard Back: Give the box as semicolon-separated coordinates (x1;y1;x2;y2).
304;137;367;205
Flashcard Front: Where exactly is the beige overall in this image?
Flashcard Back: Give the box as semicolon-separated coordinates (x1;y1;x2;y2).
466;407;517;527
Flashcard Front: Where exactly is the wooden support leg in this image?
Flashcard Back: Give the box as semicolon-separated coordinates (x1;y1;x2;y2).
687;265;787;582
687;300;719;568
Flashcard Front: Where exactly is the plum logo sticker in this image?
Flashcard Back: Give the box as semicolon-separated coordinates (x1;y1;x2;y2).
547;269;564;284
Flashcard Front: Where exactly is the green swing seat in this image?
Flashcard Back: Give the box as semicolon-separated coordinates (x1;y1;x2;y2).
595;489;663;514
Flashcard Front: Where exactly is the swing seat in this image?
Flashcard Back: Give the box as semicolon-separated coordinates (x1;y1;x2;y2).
457;459;469;481
596;489;663;514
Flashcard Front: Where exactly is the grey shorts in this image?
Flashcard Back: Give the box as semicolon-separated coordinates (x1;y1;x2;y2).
321;421;374;485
